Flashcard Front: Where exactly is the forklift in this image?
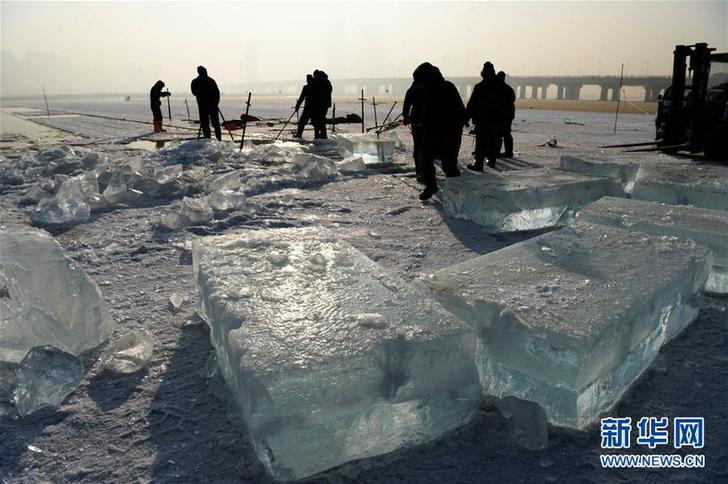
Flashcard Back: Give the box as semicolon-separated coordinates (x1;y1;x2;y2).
608;43;728;159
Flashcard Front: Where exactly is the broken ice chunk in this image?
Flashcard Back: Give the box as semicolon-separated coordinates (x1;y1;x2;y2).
205;190;250;213
497;396;549;450
102;171;143;205
13;346;84;416
192;227;480;480
180;197;214;224
30;179;91;228
577;196;728;294
206;171;241;192
442;168;621;232
337;155;367;174
100;331;154;374
0;225;113;364
291;153;339;180
421;223;711;428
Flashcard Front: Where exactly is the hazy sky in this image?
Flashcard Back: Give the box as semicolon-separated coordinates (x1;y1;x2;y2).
1;1;727;97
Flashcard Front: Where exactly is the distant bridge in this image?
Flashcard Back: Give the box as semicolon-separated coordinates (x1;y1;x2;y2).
235;75;671;102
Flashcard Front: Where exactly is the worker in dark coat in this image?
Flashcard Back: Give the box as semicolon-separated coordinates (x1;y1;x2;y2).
402;68;428;183
465;61;503;170
497;71;516;158
294;74;314;139
191;66;221;141
150;80;170;133
309;70;333;139
417;63;467;201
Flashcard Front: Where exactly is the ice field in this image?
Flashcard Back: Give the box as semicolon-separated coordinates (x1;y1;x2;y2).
1;100;727;483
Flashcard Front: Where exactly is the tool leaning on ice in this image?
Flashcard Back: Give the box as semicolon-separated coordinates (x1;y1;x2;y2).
150;80;171;133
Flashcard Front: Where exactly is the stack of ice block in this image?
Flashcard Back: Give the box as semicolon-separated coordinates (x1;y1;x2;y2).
442;168;621;232
421;223;711;428
631;162;728;210
577;196;728;294
192;227;480;480
335;133;395;164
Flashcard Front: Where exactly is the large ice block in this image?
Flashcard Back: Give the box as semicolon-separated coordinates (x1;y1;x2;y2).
442;168;621;232
335;133;395;163
559;155;642;194
192;227;480;480
0;225;112;364
631;161;728;210
30;178;91;228
421;223;711;428
577;196;728;294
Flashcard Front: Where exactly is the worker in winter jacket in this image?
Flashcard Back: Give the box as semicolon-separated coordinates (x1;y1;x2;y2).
294;74;314;138
309;70;333;139
416;63;467;201
191;66;221;141
150;80;170;133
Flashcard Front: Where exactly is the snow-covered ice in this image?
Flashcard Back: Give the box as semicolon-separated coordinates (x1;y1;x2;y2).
577;196;728;294
0;225;113;364
100;331;154;374
13;345;84;416
421;223;711;428
442;168;621;232
192;227;480;480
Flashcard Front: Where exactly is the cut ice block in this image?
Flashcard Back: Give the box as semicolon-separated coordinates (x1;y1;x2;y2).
577;196;728;294
192;227;480;480
632;162;728;210
205;190;251;213
559;155;642;194
497;396;549;450
0;225;112;364
30;179;91;228
335;133;395;163
13;345;84;416
422;223;711;428
442;168;621;232
337;155;367;174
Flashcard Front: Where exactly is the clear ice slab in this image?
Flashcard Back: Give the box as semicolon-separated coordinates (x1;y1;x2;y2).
631;161;728;210
421;223;711;428
192;227;480;480
335;133;395;163
577;196;728;294
442;168;621;232
0;225;113;364
13;345;84;416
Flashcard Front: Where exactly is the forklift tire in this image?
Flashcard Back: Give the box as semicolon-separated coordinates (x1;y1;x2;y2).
704;126;728;160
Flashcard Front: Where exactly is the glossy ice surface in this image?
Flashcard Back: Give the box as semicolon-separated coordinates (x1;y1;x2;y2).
632;161;728;210
192;226;480;480
422;222;711;427
442;168;620;232
577;196;728;294
0;225;112;364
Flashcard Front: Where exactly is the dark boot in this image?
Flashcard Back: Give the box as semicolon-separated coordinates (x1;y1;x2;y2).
153;120;162;133
419;185;439;201
467;161;484;172
487;159;497;168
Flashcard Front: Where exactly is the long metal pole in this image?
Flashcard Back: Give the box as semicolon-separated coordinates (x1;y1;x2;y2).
275;109;297;141
372;97;379;138
613;63;624;135
360;89;365;133
166;90;172;121
239;92;252;150
381;101;397;126
42;86;50;116
217;108;236;142
332;102;336;133
184;99;190;119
